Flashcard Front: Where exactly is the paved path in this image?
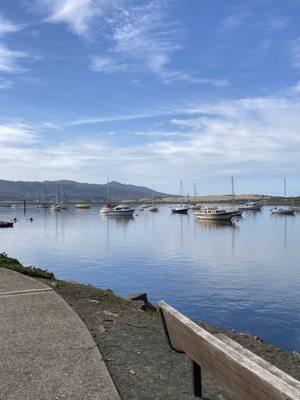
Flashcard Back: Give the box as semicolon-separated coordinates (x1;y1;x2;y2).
0;268;120;400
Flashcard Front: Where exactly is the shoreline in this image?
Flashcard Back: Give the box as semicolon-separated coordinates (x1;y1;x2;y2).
0;254;299;399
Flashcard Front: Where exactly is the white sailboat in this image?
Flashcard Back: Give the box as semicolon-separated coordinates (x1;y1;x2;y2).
230;176;242;217
189;182;201;210
271;178;295;215
100;178;112;214
146;185;159;212
172;180;189;214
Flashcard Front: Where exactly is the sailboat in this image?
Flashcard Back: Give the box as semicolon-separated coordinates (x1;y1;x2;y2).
172;181;189;214
189;182;201;210
37;185;49;208
271;178;295;215
100;178;112;214
230;176;242;217
60;184;68;209
146;185;159;212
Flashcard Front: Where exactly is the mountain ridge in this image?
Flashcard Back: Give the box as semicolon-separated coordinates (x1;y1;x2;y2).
0;179;170;202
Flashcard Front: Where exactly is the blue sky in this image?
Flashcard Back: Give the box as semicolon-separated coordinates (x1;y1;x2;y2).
1;0;300;195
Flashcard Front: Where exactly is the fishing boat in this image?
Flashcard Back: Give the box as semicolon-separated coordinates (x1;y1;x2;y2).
146;185;159;212
75;204;91;209
106;204;135;216
239;201;263;211
172;180;189;214
195;207;235;221
271;178;295;215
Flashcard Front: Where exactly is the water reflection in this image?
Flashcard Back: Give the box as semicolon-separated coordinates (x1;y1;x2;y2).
0;205;299;352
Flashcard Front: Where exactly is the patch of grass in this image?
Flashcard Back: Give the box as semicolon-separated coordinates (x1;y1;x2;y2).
0;253;55;279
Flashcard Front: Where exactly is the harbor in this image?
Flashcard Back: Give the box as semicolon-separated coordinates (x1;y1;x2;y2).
0;200;299;354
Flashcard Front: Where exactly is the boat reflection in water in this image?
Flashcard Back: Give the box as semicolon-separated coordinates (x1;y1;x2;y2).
195;218;237;230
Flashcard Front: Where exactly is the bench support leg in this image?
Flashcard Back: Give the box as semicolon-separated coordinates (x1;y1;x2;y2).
192;360;202;398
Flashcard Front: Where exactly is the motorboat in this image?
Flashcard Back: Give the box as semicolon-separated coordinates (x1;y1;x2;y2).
75;204;91;209
239;202;263;211
270;207;295;215
106;204;135;216
195;207;235;221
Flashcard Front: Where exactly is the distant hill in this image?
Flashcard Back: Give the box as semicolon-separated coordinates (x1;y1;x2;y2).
0;180;170;202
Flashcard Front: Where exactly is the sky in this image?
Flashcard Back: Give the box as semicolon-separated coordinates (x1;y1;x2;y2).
1;0;300;195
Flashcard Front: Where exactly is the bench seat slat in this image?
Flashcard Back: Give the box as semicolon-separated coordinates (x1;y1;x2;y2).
215;333;300;392
159;301;300;400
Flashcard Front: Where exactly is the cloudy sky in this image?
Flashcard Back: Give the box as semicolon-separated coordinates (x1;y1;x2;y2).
1;0;300;194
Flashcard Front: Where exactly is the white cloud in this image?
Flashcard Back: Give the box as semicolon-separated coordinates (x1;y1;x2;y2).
0;14;29;74
0;43;29;73
2;94;300;187
0;123;38;143
32;0;227;85
0;14;23;35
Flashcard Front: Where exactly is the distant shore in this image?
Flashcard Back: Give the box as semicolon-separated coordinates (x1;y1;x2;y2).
1;193;299;206
0;254;299;399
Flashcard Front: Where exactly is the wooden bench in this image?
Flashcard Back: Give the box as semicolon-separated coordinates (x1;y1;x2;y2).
158;301;300;400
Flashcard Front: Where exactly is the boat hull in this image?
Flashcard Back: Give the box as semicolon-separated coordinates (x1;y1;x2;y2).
195;212;234;221
106;210;135;216
172;208;189;214
271;209;295;215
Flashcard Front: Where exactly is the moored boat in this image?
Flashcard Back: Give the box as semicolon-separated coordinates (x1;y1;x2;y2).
106;204;135;216
239;201;263;211
270;178;295;215
195;207;235;221
172;205;189;214
270;207;295;215
0;220;14;228
75;204;91;209
172;180;189;214
50;204;62;211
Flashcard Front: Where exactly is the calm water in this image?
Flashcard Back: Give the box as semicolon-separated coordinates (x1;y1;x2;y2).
0;205;299;352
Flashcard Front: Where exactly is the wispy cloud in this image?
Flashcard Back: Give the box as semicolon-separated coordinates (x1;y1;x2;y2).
0;13;29;74
31;0;227;85
2;94;300;186
0;43;29;73
0;14;23;35
0;123;38;143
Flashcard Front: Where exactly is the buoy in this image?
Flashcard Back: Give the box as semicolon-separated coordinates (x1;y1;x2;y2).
13;218;17;223
29;217;33;222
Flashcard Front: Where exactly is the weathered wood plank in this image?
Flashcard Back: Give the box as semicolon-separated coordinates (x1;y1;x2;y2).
158;301;300;400
215;333;300;391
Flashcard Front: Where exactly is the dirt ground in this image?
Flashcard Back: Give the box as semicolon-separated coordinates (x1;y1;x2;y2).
43;279;300;400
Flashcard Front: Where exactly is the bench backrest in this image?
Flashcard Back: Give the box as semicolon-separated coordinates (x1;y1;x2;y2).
158;301;300;400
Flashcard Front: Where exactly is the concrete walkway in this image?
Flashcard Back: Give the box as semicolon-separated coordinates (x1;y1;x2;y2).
0;268;120;400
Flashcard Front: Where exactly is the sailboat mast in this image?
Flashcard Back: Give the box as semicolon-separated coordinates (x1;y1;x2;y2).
180;180;183;206
231;176;235;210
284;177;287;208
152;185;155;206
106;177;109;203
